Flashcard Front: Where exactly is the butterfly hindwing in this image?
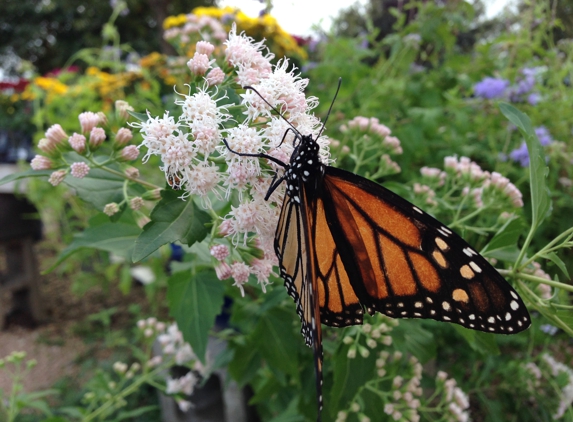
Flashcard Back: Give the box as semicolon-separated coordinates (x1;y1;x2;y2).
312;197;365;328
275;186;324;418
319;166;531;334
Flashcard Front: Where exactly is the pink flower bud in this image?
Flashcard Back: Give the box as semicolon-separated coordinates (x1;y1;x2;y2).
115;128;133;146
124;166;140;179
70;162;90;178
206;67;225;86
30;155;52;170
104;203;120;216
89;127;106;148
115;100;133;120
78;111;100;134
210;244;230;261
187;53;211;76
69;133;87;154
48;170;67;186
38;138;58;155
196;41;215;55
130;197;144;211
119;145;139;161
45;124;68;144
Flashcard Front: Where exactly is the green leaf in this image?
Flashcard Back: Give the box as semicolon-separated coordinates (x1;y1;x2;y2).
484;246;521;264
252;307;299;378
481;217;525;257
499;103;551;228
392;320;436;363
227;341;261;386
127;110;148;122
0;169;53;185
329;342;376;415
63;167;124;210
167;269;225;362
453;326;500;355
542;252;569;279
47;213;141;271
116;405;159;420
132;189;210;262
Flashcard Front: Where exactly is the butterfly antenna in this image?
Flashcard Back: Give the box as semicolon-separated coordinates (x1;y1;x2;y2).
317;77;342;140
244;85;302;136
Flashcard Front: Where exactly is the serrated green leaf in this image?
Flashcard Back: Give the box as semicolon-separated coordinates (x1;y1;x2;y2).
47;214;141;271
0;169;53;185
252;307;299;378
499;103;551;228
482;217;524;256
132;189;210;262
167;269;225;362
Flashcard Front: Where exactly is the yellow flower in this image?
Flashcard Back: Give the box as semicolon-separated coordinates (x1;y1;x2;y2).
140;52;165;68
33;77;68;95
163;13;188;29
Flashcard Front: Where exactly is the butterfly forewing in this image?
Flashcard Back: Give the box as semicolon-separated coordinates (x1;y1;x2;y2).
320;167;531;334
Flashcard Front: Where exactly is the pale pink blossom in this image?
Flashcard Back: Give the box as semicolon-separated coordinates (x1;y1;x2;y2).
38;138;58;155
231;261;250;296
206;67;225;86
70;162;90;178
187;53;213;76
196;40;215;55
30;155;52;170
130;197;144;211
115;100;133;120
48;170;66;186
115;128;133;146
69;133;87;153
89;127;106;148
210;244;230;260
45;124;68;144
79;111;100;133
120;145;140;161
215;262;232;280
104;203;120;216
125;166;140;179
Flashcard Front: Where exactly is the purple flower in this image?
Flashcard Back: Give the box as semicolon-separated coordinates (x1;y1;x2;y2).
527;93;541;105
509;142;530;167
474;77;509;99
509;67;542;103
535;126;553;146
509;126;553;167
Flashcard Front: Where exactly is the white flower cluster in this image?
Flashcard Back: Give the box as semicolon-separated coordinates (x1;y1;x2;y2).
542;354;573;419
435;370;471;422
135;25;328;296
419;155;524;209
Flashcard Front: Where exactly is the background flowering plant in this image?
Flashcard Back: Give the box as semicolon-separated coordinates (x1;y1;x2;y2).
2;1;573;421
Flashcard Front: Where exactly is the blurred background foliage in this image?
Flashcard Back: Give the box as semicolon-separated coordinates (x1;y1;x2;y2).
1;0;573;421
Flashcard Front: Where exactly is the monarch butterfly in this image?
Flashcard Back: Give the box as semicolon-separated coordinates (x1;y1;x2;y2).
223;81;531;421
